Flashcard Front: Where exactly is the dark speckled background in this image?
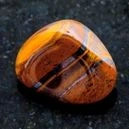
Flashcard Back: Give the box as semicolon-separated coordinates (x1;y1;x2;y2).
0;0;129;129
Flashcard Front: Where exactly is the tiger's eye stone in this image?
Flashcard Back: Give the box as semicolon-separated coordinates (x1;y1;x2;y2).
15;19;117;104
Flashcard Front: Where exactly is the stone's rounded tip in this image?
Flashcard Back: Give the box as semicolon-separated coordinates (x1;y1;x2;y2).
15;19;117;104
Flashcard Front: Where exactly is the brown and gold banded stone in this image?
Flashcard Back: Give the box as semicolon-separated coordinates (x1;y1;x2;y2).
15;19;117;104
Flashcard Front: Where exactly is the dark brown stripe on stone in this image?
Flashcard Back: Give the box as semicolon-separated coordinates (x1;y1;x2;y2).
39;64;62;86
33;44;86;89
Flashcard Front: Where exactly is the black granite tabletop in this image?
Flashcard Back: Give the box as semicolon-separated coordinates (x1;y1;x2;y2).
0;0;129;129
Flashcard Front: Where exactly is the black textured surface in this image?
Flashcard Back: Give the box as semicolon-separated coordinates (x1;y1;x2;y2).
0;0;129;129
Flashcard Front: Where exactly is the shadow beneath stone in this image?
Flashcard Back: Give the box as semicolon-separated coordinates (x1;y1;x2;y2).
17;80;117;115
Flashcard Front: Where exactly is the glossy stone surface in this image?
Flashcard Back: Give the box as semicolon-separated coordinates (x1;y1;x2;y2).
15;20;117;104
